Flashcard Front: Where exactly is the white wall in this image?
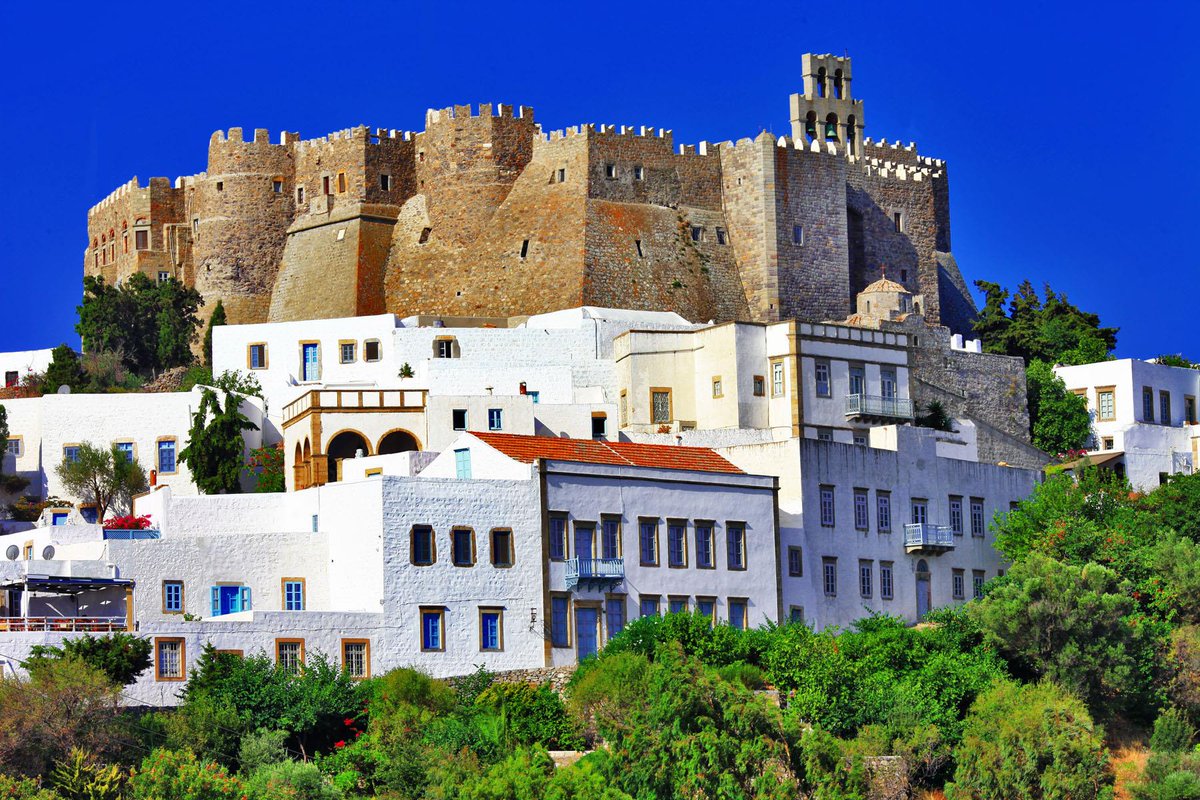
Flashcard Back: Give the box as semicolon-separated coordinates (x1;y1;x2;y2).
0;349;54;385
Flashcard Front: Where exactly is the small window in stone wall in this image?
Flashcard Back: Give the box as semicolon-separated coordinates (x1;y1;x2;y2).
893;212;904;232
715;228;727;245
690;226;703;242
605;163;617;179
380;174;392;191
322;176;331;195
296;186;305;204
793;224;804;245
216;181;223;192
135;229;149;250
418;227;432;245
634;165;644;181
556;168;566;183
337;172;347;193
519;239;529;259
272;179;283;193
635;240;644;258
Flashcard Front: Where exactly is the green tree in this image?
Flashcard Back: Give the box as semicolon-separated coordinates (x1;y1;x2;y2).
48;748;125;800
127;749;246;800
26;633;152;687
967;554;1146;711
245;445;285;493
945;680;1113;800
972;279;1118;365
41;344;88;394
76;274;202;377
178;389;258;494
203;300;226;369
1026;359;1092;454
54;443;147;521
1155;354;1199;370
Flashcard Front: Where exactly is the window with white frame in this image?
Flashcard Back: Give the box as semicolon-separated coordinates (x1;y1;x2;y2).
454;449;471;479
949;496;963;535
880;562;894;599
815;362;831;397
488;408;503;431
822;557;837;597
970;498;985;537
819;486;835;527
853;489;869;530
859;560;872;598
772;362;785;396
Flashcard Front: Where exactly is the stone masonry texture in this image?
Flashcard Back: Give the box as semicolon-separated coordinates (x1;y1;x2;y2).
84;54;978;335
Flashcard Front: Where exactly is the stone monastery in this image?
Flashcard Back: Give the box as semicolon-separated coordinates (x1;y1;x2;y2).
85;54;976;335
5;53;1189;703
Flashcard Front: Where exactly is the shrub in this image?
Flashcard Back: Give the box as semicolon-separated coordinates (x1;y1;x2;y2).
26;633;152;687
454;746;554;800
48;749;124;800
716;662;766;690
0;774;62;799
1152;708;1196;754
245;760;343;800
237;728;289;775
127;749;246;800
475;682;585;750
946;680;1113;800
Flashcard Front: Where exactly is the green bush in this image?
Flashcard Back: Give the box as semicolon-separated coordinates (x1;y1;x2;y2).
600;612;769;667
127;749;246;800
47;749;124;800
716;661;766;690
475;682;585;750
1153;708;1197;754
1132;751;1200;800
237;728;289;775
0;774;62;799
946;680;1113;800
245;760;342;800
27;633;152;688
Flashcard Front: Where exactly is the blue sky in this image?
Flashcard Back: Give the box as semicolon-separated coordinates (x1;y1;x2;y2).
2;0;1195;357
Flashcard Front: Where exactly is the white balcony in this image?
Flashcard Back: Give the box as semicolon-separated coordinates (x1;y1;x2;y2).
845;394;915;421
904;523;955;554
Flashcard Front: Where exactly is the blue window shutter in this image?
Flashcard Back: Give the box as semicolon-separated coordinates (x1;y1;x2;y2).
210;587;219;617
240;587;252;612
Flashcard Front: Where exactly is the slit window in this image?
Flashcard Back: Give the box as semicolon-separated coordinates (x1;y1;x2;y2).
633;165;644;180
296;186;305;204
635;239;644;258
380;174;392;191
793;224;804;245
519;239;529;259
893;212;903;232
337;172;347;193
557;168;566;183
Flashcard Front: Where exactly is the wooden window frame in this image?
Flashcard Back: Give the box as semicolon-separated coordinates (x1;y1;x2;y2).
5;435;22;458
549;593;571;648
1095;385;1116;421
771;360;786;397
410;525;436;566
639;594;661;618
668;595;690;615
695;596;717;625
162;580;185;614
336;171;347;194
363;339;382;363
819;485;836;527
450;526;477;567
338;339;358;364
341;638;371;679
419;607;445;652
649;387;673;425
156;436;179;475
479;607;505;652
694;520;715;569
752;375;765;397
787;545;803;577
154;637;186;682
814;361;832;397
727;597;749;629
969;497;986;538
726;521;747;571
666;519;689;569
112;439;137;464
275;638;306;671
549;512;568;562
281;577;306;611
880;561;894;600
490;528;514;567
711;376;723;399
638;517;660;567
600;515;623;560
246;342;268;370
1185;395;1198;425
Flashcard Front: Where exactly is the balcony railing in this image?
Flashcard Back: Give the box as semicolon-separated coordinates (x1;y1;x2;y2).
904;523;956;553
0;617;127;633
565;557;625;591
845;394;914;420
283;388;428;425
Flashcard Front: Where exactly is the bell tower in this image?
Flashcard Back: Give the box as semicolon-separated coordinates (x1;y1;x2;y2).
789;53;866;155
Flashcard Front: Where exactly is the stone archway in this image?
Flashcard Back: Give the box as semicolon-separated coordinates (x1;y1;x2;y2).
326;430;371;483
377;429;421;456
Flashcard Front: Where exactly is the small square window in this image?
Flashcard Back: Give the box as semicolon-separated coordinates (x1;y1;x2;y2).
248;344;267;370
63;445;80;463
339;342;356;363
690;226;703;242
752;375;765;397
436;339;455;359
114;442;134;463
669;596;689;614
488;408;503;431
633;165;644;181
283;579;305;611
418;227;432;244
135;229;149;250
157;271;170;284
216;181;224;192
364;340;381;362
272;179;283;193
452;409;468;431
640;595;660;618
604;163;617;179
715;228;727;245
591;414;607;438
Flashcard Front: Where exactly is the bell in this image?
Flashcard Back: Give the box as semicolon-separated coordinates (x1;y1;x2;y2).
825;123;838;139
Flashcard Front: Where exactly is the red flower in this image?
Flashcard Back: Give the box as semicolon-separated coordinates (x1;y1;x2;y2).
334;740;346;748
344;718;354;726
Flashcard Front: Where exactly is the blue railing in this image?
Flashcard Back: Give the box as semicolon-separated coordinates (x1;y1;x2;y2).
102;529;161;540
904;523;955;551
565;557;625;590
845;394;915;420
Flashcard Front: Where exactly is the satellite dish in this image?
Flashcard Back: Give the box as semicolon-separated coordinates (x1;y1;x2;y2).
57;384;71;394
5;545;17;560
41;545;55;560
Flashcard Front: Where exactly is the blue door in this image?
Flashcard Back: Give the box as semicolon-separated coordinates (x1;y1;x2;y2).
575;607;599;660
302;344;319;381
211;586;252;616
574;525;594;565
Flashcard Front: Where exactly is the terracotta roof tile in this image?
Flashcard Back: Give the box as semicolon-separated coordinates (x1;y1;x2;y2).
471;432;743;474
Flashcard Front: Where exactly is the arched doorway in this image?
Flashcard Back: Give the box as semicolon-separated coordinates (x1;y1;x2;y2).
377;429;420;456
326;430;370;483
915;559;931;620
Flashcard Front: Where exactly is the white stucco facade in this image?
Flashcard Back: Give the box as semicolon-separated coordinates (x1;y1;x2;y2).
1055;359;1199;490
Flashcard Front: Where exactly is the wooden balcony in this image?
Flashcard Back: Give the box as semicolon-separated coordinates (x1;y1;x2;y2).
0;617;128;633
283;388;428;427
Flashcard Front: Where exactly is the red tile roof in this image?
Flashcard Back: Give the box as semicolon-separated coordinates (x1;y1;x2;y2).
471;432;744;474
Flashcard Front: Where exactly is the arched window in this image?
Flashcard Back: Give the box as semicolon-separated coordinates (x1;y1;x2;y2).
804;111;818;143
326;430;371;483
378;429;420;455
825;113;839;141
917;559;929;573
846;115;857;155
833;69;844;99
816;67;827;98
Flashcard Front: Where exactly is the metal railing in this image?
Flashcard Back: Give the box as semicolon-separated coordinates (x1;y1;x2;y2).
904;523;955;550
845;394;915;420
283;388;428;425
0;617;127;633
102;529;161;540
565;557;625;590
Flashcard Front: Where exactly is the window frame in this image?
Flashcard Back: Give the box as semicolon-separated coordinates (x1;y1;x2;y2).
952;569;965;599
550;594;571;647
275;638;306;673
639;594;661;618
694;521;715;569
363;339;382;362
771;360;785;397
281;577;306;611
600;515;621;560
880;562;894;600
858;560;873;598
752;375;765;397
479;607;504;652
949;495;964;535
819;485;835;527
487;408;503;431
814;361;831;397
853;489;869;531
341;638;370;679
725;521;747;571
970;498;986;537
1096;386;1116;421
420;608;445;652
972;570;986;600
549;512;568;562
410;524;436;566
605;594;627;641
822;557;838;597
638;518;660;567
154;637;186;682
451;409;468;431
156;437;178;475
338;339;357;364
162;580;184;614
490;528;514;567
246;343;268;370
667;519;688;568
450;527;476;567
787;545;803;577
1143;386;1155;422
650;387;673;424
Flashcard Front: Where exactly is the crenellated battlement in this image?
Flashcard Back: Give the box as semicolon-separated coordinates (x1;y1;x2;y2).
538;123;673;145
89;177;144;212
424;103;534;127
209;128;300;147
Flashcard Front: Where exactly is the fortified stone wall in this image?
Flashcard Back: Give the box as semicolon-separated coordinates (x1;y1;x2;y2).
84;54;980;337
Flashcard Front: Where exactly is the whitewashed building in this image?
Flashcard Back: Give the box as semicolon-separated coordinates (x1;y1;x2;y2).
1055;359;1199;490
